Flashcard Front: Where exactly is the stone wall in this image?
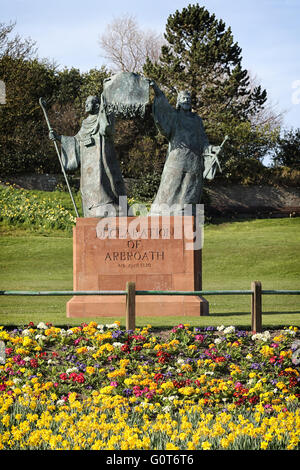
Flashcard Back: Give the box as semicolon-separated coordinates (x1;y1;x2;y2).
1;173;67;191
1;174;300;218
205;184;300;218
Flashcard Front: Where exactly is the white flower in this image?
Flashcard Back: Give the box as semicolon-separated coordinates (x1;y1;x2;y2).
97;324;104;330
56;399;66;406
113;342;122;348
214;338;223;344
37;322;47;330
66;367;78;374
106;323;118;329
176;358;185;364
217;325;225;331
22;329;31;336
283;329;297;337
23;356;31;362
251;331;270;342
35;334;46;341
223;326;235;335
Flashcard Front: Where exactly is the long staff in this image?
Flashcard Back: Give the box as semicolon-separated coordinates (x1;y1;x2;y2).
39;98;79;217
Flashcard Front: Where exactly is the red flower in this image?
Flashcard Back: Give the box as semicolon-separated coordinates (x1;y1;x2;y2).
215;356;226;363
59;373;68;381
69;372;85;384
249;396;259;404
30;359;38;368
154;373;164;382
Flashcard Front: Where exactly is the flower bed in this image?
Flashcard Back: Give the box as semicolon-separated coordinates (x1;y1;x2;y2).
0;183;76;231
0;322;299;450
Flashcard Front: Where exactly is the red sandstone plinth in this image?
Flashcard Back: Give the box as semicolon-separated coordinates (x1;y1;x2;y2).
66;216;209;317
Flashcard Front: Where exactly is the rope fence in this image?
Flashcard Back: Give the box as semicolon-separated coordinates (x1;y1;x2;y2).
1;282;299;333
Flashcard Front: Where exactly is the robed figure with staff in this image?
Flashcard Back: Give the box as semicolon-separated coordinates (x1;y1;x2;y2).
49;94;127;217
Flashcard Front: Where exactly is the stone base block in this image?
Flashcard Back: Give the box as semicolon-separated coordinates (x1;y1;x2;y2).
67;216;209;318
67;294;209;318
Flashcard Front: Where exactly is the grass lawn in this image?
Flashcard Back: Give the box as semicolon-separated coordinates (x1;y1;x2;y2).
0;217;299;329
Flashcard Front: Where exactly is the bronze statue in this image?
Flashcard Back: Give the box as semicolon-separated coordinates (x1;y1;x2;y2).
49;95;127;217
149;81;224;215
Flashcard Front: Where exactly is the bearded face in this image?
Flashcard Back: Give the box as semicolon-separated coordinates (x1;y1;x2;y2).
176;91;191;111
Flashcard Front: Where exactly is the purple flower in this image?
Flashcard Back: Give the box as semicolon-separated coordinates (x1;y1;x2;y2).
250;363;261;370
236;330;248;337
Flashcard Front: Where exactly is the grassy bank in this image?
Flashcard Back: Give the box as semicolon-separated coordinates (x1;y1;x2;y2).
0;213;299;328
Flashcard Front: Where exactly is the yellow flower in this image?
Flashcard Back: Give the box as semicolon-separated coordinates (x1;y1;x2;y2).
260;345;274;357
22;336;32;347
161;381;175;391
76;346;88;354
68;392;77;404
201;441;212;450
99;386;114;395
166;443;180;450
178;386;196;396
181;364;193;372
220;437;230;449
2;414;10;427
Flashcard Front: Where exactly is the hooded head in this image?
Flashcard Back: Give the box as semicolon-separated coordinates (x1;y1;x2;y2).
85;95;100;114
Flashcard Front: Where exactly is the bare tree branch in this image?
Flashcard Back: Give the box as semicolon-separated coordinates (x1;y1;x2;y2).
0;21;37;59
98;14;164;73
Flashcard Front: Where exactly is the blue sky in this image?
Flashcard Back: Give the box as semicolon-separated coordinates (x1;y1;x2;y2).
1;0;300;130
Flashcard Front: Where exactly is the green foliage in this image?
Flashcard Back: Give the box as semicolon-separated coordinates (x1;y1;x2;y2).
129;171;161;202
0;55;60;175
115;109;166;179
273;128;300;169
0;183;79;232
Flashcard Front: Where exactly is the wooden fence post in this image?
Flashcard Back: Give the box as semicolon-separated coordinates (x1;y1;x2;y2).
251;281;262;333
126;282;136;331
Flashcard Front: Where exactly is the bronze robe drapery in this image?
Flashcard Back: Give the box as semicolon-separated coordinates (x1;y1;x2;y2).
151;91;209;215
61;107;126;217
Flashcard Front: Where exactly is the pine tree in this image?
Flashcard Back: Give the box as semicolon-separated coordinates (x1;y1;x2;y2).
143;4;275;175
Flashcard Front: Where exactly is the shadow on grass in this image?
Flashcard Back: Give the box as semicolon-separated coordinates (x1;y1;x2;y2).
261;310;300;315
211;310;300;316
